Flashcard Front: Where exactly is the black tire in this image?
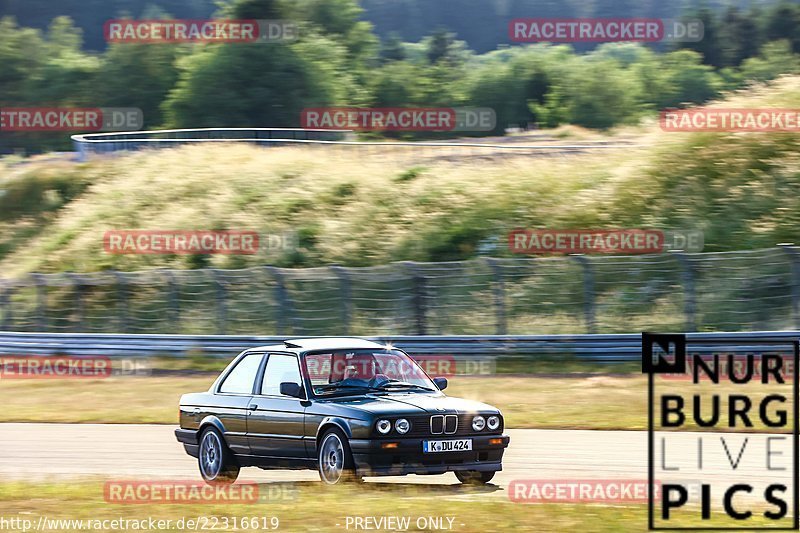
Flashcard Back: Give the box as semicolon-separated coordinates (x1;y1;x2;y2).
455;470;495;485
198;427;240;485
317;428;360;485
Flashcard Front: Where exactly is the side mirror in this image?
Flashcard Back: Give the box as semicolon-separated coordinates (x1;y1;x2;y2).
280;382;303;398
433;377;448;390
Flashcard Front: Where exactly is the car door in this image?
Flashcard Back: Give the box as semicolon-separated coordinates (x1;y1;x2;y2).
213;352;265;455
246;352;308;459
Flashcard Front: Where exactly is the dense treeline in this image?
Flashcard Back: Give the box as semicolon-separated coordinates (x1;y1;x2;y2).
5;0;800;55
2;0;800;153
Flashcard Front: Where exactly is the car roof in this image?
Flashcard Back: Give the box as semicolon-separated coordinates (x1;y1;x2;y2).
246;337;389;354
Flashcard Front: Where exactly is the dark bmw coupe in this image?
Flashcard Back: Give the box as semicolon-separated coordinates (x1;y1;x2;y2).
175;338;510;485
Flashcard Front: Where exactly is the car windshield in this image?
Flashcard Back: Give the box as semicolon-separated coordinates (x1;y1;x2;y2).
304;349;436;395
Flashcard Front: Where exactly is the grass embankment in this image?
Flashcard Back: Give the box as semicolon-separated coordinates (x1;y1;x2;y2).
1;77;800;276
1;373;790;432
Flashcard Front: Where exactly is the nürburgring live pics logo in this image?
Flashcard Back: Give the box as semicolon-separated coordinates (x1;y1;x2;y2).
643;333;799;530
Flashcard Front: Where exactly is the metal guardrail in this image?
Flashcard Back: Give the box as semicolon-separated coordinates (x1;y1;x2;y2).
0;331;797;362
71;128;354;159
70;127;641;160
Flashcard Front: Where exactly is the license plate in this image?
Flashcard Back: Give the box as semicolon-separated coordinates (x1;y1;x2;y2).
423;439;472;453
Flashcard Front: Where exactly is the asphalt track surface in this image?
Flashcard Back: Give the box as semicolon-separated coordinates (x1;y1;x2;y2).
0;424;786;497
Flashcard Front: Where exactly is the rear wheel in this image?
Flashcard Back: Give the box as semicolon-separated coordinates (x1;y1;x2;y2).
198;427;240;485
455;470;495;485
317;428;359;485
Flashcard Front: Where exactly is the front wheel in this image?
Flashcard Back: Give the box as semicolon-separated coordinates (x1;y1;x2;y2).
317;428;359;485
198;427;240;485
455;470;495;485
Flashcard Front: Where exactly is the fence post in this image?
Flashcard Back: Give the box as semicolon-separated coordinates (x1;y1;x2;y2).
780;245;800;329
0;284;11;329
571;256;596;334
30;273;47;331
485;258;507;335
674;253;697;332
267;267;295;335
330;266;352;335
66;273;84;332
209;270;227;335
112;271;129;333
162;270;180;330
403;262;427;335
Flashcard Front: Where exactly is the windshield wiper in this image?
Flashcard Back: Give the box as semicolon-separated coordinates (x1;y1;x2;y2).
315;383;380;394
376;381;435;392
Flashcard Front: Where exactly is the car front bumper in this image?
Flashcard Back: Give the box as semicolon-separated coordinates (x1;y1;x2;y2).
348;434;510;477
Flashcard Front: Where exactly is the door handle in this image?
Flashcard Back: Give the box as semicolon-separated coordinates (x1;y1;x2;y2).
249;404;258;410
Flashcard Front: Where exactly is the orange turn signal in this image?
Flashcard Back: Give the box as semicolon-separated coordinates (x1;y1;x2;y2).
381;442;399;449
489;438;503;445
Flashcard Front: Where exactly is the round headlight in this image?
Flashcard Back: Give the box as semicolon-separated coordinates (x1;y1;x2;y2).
395;418;410;434
487;415;500;431
472;415;486;431
376;419;392;434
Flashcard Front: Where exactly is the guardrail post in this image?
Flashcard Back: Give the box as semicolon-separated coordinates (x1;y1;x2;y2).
112;271;129;333
571;256;596;334
162;270;180;329
403;262;427;335
485;258;507;335
66;273;84;332
674;253;697;332
267;267;295;335
209;269;227;335
30;273;47;331
330;266;352;335
780;245;800;329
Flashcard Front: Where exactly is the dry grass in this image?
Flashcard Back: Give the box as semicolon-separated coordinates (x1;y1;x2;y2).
1;374;791;432
0;480;659;532
0;139;649;276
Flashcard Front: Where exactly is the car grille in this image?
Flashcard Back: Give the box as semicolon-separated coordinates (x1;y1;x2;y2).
375;414;503;438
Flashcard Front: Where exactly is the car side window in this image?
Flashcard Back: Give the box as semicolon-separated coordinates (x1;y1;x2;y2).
260;354;302;396
219;353;263;394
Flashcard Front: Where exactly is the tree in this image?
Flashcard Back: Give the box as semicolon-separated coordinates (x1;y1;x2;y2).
162;35;352;128
424;28;466;66
26;17;100;106
765;2;800;53
678;8;724;67
0;17;46;104
96;42;182;128
718;6;762;66
380;32;406;63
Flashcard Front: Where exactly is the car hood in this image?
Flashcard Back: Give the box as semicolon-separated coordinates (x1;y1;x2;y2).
326;392;499;415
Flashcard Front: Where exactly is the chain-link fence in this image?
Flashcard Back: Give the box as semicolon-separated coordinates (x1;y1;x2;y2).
2;247;799;335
